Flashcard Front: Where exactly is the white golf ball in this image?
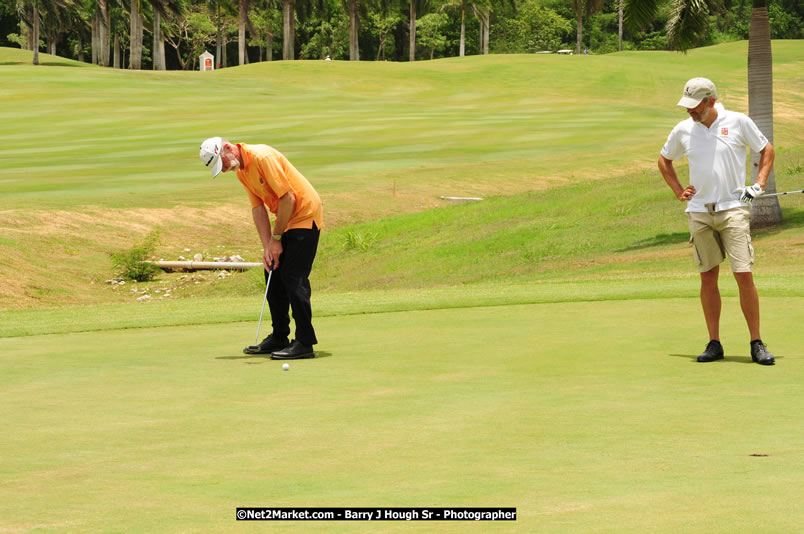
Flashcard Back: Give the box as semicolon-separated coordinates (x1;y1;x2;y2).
282;363;290;371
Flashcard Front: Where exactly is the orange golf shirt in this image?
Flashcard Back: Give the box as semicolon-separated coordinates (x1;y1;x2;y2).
235;143;323;231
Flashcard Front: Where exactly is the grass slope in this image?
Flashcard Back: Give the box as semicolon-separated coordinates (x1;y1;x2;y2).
1;42;802;309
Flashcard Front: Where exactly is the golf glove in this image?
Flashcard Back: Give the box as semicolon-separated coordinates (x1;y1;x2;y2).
739;183;764;203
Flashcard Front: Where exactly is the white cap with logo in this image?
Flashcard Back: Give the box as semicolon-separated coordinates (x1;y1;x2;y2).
677;78;717;108
200;137;224;178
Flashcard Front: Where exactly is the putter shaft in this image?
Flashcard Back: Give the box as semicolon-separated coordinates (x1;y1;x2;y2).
255;270;272;344
764;189;804;198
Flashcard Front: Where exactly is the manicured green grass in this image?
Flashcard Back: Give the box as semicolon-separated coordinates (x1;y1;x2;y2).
4;273;804;338
2;41;801;212
1;298;803;532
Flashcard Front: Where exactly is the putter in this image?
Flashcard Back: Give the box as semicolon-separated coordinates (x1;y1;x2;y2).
764;189;804;198
254;268;273;345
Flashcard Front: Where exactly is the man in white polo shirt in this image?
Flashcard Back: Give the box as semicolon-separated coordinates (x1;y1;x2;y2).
658;77;776;365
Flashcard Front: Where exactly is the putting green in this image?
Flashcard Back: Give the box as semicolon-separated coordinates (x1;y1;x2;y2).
2;297;802;532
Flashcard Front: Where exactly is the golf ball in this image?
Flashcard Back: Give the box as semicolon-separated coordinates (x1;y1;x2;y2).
282;363;289;371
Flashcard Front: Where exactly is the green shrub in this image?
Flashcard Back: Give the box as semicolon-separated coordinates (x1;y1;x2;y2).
109;231;162;282
341;230;379;252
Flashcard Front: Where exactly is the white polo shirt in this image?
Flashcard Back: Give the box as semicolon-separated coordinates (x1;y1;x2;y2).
661;103;768;213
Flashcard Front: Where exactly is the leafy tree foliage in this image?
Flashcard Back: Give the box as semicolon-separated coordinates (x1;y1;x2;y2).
0;0;799;65
491;0;572;53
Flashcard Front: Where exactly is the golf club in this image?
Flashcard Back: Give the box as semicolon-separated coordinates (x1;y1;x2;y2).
764;189;804;198
254;268;272;345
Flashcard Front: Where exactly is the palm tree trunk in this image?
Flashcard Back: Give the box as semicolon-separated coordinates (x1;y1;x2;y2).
129;0;142;69
153;10;165;70
23;10;33;51
576;10;583;55
47;30;57;56
618;0;623;51
282;0;295;60
91;14;98;64
32;4;39;65
239;0;246;65
77;34;84;62
483;7;489;54
216;27;222;67
349;0;359;60
472;6;488;55
98;0;110;66
409;1;416;61
747;3;781;227
459;5;465;57
114;33;120;68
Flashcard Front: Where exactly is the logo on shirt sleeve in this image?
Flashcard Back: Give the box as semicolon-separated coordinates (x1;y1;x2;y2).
721;127;729;136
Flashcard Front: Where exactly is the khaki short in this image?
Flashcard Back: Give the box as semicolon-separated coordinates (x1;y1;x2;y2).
687;207;754;273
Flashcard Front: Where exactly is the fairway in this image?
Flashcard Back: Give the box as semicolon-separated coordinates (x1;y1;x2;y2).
2;297;803;532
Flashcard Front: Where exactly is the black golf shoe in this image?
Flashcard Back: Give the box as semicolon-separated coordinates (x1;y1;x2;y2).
750;340;775;366
271;340;315;360
243;334;290;355
697;340;724;362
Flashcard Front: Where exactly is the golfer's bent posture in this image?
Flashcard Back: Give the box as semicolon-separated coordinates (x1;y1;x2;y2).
657;78;775;365
200;137;322;360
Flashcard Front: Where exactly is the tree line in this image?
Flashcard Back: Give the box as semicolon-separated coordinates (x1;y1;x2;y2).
1;0;801;69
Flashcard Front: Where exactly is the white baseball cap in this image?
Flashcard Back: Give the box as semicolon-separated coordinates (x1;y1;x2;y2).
677;78;717;108
200;137;224;178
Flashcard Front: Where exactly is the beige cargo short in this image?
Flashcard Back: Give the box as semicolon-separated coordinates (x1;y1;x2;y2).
687;206;754;273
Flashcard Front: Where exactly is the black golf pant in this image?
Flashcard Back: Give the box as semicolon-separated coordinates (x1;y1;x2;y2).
266;224;320;346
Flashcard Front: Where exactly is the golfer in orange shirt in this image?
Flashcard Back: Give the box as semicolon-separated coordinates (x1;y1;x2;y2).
200;137;323;359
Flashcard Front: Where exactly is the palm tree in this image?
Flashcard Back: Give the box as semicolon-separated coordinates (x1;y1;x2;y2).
18;0;42;64
746;1;781;227
439;0;469;56
572;0;604;55
408;0;416;60
281;0;295;59
129;0;144;68
92;0;112;66
408;0;431;60
238;0;251;64
471;0;514;56
346;0;360;60
207;0;231;67
470;4;489;54
625;0;782;226
151;0;182;70
19;0;80;64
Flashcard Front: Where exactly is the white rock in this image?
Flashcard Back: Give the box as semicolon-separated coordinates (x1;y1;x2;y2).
193;253;203;261
136;294;151;301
